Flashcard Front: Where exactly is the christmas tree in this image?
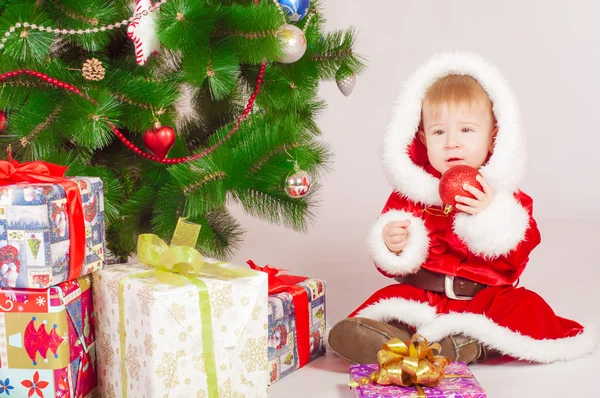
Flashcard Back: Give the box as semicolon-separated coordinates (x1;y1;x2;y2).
0;0;364;261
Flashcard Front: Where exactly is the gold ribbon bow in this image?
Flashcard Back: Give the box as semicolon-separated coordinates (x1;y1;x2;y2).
351;334;451;398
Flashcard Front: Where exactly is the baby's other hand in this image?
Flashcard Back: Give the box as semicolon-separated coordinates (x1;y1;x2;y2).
383;220;411;254
455;175;495;214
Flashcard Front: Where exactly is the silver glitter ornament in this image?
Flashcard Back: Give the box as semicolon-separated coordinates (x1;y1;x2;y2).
336;69;356;97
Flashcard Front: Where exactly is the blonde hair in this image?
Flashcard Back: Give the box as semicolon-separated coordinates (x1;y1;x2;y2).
423;74;491;108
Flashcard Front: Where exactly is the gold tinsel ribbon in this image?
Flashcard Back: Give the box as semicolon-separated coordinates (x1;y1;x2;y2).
349;334;452;398
118;218;256;398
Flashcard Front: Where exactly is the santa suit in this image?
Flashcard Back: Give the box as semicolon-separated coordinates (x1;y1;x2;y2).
350;52;596;363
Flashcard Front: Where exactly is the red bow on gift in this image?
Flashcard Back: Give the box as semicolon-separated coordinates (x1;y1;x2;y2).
247;260;312;367
0;157;85;281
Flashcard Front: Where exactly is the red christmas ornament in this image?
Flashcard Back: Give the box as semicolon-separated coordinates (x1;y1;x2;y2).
438;165;482;212
142;122;175;160
0;110;6;134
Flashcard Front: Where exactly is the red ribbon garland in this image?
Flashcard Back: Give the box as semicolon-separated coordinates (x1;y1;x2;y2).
0;159;86;281
247;260;311;367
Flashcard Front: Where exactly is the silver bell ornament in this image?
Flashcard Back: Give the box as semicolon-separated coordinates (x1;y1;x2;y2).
278;24;307;64
284;168;312;198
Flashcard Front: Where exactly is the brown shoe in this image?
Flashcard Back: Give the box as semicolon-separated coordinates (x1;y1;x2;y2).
438;334;501;364
328;317;413;364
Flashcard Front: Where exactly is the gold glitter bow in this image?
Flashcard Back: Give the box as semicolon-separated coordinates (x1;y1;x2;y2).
350;334;451;397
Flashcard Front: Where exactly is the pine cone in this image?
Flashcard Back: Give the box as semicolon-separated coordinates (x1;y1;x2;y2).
82;58;105;81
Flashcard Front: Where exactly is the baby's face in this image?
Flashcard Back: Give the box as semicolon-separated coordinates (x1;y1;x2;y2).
420;99;496;174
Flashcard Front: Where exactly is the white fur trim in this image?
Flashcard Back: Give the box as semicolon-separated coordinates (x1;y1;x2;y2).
354;298;437;328
367;210;430;276
452;191;529;258
418;312;598;363
127;0;160;66
383;52;526;205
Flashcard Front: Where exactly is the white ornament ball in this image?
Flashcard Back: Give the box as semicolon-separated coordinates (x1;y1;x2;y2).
278;24;307;64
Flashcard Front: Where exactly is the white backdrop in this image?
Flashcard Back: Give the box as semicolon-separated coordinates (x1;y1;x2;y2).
230;0;600;324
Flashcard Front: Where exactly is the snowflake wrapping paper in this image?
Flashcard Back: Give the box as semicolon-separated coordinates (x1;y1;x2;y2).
350;362;487;398
0;177;106;289
0;275;98;398
92;261;269;398
267;278;326;385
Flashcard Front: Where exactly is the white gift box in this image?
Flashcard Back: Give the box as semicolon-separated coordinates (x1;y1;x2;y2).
92;261;268;398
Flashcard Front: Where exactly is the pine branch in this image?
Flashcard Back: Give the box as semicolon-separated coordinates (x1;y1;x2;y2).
255;62;319;112
182;42;240;101
61;88;122;150
0;90;65;160
231;185;320;232
203;207;244;259
310;27;367;80
158;0;214;52
107;67;180;131
0;3;54;64
47;0;123;52
218;2;284;64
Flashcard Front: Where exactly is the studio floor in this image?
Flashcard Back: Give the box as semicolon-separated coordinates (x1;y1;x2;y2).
264;218;600;397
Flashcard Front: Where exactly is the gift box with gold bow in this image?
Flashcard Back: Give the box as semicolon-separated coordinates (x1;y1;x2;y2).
349;336;486;398
246;261;326;385
92;219;268;398
0;159;105;289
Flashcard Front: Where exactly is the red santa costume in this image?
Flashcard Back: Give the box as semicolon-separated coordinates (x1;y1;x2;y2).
350;52;597;363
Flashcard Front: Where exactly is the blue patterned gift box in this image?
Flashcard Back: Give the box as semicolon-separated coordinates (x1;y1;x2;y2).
0;177;105;289
267;278;326;385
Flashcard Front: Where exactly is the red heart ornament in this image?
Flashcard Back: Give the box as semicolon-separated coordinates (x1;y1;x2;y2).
143;124;175;159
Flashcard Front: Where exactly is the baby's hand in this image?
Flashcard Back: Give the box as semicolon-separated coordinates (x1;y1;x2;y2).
383;220;411;254
455;175;495;215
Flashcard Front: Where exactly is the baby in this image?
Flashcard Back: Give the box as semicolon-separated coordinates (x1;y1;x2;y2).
328;52;596;364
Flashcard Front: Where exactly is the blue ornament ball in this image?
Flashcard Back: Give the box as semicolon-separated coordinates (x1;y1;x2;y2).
279;0;310;22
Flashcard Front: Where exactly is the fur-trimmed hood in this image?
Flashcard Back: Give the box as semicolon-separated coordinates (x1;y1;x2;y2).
383;52;525;206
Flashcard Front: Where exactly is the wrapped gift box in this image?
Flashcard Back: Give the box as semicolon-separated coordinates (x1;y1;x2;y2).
267;278;326;385
0;176;105;289
92;261;269;398
350;361;486;398
0;276;97;397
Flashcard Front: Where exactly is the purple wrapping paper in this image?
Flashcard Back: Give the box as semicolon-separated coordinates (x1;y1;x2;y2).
350;362;486;398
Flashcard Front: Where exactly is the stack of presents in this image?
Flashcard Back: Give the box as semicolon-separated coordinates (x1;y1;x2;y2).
0;160;485;397
0;160;327;397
